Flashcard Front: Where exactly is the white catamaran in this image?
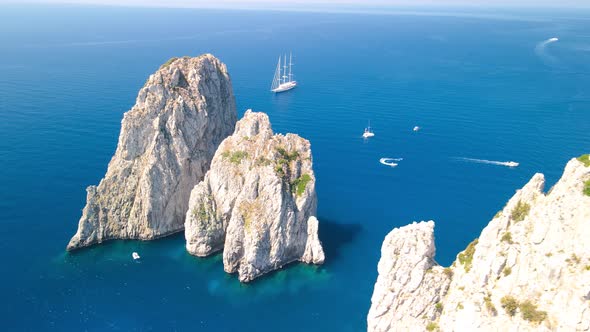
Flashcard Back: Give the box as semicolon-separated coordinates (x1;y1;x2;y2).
271;53;297;93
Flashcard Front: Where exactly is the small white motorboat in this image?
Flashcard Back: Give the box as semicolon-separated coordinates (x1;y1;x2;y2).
132;252;140;260
504;161;519;168
363;121;375;138
413;126;420;132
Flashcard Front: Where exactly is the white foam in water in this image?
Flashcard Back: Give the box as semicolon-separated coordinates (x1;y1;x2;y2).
457;157;519;168
535;37;559;64
380;158;403;167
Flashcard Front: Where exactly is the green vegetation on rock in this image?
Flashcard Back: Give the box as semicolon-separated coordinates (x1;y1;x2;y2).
435;302;443;313
458;239;478;272
254;157;272;167
443;267;453;278
426;322;438;331
583;179;590;197
274;147;301;178
519;300;547;324
566;253;581;265
161;57;179;69
577;154;590;167
239;200;260;233
503;266;512;276
222;150;249;164
500;296;547;324
511;200;531;222
484;295;497;315
501;232;513;244
192;202;210;222
501;296;519;316
291;173;312;197
276;147;299;162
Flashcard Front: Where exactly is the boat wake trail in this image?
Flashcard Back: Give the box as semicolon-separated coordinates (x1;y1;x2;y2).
380;158;403;167
534;37;559;65
457;157;519;168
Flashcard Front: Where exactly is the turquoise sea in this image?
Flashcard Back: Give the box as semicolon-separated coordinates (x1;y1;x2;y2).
1;4;589;331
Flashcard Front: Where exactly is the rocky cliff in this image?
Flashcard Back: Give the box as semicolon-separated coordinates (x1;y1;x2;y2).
68;54;237;250
368;156;590;331
184;110;325;282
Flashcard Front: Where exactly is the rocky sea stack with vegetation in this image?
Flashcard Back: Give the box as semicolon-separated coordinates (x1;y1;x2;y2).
368;156;590;331
185;110;325;282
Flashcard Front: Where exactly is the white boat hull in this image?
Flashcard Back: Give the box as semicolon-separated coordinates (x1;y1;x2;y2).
272;81;297;93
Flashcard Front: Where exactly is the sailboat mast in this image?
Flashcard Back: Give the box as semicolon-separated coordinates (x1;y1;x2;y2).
272;56;281;90
288;53;292;83
283;54;287;84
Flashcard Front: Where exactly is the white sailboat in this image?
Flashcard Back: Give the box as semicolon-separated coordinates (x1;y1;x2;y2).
363;121;375;138
271;53;297;93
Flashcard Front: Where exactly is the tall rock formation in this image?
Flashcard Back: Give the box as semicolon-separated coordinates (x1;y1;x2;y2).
368;156;590;332
67;54;237;250
185;110;325;282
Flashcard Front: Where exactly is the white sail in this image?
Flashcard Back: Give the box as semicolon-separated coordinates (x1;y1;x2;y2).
271;56;282;91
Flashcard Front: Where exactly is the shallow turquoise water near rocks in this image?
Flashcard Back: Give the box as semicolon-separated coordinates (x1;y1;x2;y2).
1;5;590;331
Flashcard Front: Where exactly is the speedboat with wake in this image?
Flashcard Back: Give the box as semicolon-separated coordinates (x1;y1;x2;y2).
380;158;402;167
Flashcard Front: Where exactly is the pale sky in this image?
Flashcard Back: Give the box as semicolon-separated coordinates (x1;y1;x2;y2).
4;0;590;9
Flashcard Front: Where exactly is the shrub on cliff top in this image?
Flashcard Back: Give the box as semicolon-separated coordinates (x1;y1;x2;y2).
511;200;530;222
443;267;453;278
583;179;590;197
161;57;179;69
577;154;590;167
458;239;478;272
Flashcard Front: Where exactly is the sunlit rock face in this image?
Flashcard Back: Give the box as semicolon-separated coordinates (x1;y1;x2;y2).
68;54;237;250
368;157;590;332
185;110;325;282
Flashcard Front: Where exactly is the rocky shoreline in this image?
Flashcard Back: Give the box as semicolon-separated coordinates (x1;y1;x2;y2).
368;157;590;331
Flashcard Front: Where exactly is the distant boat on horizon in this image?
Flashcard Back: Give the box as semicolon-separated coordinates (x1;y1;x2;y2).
271;53;297;93
363;121;375;138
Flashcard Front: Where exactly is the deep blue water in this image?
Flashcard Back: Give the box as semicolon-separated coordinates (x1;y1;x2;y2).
1;4;590;331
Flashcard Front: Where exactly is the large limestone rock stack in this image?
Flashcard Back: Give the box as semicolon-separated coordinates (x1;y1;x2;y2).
185;110;325;282
68;54;237;250
368;156;590;331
